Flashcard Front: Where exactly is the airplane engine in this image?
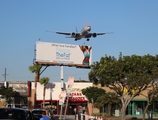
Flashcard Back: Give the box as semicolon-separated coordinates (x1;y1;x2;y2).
71;32;76;37
92;33;97;38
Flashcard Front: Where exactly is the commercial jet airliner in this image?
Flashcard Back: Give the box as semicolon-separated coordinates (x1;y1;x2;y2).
46;26;113;41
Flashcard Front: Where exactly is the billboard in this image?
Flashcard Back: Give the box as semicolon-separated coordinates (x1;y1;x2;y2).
8;82;31;97
35;42;92;68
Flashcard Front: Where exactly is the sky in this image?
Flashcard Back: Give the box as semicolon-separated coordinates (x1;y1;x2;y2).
0;1;158;82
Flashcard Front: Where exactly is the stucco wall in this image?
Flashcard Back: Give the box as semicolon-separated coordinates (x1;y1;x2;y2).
34;82;93;101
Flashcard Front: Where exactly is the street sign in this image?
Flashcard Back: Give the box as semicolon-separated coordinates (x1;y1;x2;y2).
59;90;66;105
67;76;74;86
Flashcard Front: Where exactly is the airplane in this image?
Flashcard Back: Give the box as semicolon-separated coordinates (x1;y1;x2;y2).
46;26;113;41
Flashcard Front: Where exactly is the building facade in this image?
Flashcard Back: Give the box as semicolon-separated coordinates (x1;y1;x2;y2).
95;84;158;117
28;82;93;115
0;81;30;108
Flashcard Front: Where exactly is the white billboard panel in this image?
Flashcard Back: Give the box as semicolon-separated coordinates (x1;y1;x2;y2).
35;42;92;67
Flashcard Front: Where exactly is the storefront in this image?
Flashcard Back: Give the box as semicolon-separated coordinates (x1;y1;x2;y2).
125;100;158;117
34;82;93;115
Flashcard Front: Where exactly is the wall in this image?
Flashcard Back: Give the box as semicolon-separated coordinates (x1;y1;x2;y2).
35;82;93;101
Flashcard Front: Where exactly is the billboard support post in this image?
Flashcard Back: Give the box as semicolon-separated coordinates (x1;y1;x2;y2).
59;66;64;120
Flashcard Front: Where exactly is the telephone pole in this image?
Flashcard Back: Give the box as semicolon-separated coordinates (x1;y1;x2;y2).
2;68;9;87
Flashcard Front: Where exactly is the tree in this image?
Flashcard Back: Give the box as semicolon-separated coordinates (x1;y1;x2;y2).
29;63;42;108
89;53;158;120
0;86;20;104
142;81;158;120
82;87;106;115
39;77;49;108
95;92;121;116
82;87;106;104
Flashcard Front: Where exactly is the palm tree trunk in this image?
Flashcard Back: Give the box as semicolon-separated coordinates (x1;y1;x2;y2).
34;72;40;108
43;86;46;108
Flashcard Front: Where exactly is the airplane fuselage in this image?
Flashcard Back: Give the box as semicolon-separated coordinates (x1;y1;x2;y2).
75;26;91;40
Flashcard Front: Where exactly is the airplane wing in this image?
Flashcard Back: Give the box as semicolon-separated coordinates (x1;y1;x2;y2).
56;32;71;35
46;30;72;35
96;32;113;35
86;32;113;39
56;32;81;39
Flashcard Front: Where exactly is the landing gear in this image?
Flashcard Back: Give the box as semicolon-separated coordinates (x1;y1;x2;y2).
87;38;90;41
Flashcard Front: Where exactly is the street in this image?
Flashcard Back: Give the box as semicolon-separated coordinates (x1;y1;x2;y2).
54;115;76;120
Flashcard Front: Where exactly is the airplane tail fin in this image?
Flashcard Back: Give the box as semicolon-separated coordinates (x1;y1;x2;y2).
76;26;78;33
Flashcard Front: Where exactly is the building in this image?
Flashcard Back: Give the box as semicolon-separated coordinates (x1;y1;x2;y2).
1;81;158;117
28;82;93;115
95;84;158;117
0;81;30;108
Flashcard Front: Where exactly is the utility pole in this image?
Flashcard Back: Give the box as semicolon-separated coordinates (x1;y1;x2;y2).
2;68;8;88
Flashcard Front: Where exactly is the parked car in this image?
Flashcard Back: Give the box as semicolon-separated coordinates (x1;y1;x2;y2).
0;107;33;120
31;108;45;120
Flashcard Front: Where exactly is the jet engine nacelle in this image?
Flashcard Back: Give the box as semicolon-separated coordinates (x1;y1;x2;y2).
92;33;97;38
71;32;76;37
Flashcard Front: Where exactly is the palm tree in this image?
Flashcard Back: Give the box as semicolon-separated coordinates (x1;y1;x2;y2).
39;77;49;108
29;63;42;108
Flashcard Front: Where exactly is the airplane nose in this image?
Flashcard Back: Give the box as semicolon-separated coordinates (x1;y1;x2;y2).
87;26;91;31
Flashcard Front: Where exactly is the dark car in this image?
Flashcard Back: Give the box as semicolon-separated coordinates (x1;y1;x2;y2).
0;107;33;120
31;108;45;120
32;108;54;120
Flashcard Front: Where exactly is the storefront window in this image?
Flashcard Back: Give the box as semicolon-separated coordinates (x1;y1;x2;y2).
126;103;132;115
153;102;158;114
134;102;143;115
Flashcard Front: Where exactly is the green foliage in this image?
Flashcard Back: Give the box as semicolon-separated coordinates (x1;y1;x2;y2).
95;92;121;108
29;63;41;73
82;87;106;103
39;77;50;86
89;53;158;97
0;86;20;103
74;80;89;82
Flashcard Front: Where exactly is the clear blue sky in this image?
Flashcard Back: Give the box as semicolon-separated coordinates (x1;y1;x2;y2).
0;1;158;82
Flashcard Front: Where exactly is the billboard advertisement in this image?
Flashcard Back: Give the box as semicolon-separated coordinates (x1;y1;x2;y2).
35;42;92;68
8;82;30;97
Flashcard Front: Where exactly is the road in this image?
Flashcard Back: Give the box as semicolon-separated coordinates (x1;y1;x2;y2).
54;115;76;120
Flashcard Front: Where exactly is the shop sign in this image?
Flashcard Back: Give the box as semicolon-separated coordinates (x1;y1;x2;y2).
44;105;56;109
69;92;86;101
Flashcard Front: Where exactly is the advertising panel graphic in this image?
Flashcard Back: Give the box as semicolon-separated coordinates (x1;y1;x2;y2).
35;42;92;68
